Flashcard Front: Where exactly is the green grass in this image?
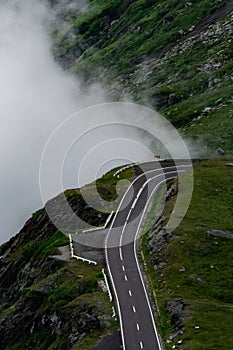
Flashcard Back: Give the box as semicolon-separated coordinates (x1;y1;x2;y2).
21;230;69;261
64;0;226;73
13;259;118;349
7;330;53;350
22;261;105;308
71;293;119;350
54;0;233;153
141;158;233;349
95;165;135;203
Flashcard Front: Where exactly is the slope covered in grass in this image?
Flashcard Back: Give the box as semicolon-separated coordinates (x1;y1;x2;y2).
54;0;233;154
141;158;233;349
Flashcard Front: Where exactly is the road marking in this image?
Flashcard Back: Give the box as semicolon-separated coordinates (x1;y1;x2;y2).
128;290;132;296
124;275;128;281
122;265;125;271
105;165;191;350
139;341;143;349
132;174;187;350
126;210;131;222
137;323;140;331
131;197;138;209
132;305;136;313
137;187;143;198
119;247;123;261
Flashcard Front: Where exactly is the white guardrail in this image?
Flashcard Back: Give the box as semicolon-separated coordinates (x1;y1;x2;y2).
113;162;139;178
113;159;162;178
102;268;113;302
69;235;115;307
69;234;97;265
80;211;114;234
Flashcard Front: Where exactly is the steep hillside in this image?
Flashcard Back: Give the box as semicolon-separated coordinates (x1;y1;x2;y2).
54;0;233;153
0;167;135;349
141;158;233;349
0;198;117;350
1;156;233;349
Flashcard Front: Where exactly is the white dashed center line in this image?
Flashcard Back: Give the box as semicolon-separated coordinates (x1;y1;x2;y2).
128;290;132;296
139;341;144;349
132;305;136;313
136;323;140;331
124;275;128;281
122;265;125;271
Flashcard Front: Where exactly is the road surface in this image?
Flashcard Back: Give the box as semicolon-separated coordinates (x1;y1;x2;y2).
105;161;191;350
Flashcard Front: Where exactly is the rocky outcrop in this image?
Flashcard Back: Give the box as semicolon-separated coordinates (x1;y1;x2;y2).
147;218;178;266
147;181;179;266
0;296;101;350
164;299;189;336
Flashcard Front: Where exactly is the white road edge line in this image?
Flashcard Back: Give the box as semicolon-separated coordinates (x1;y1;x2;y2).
119;167;186;249
105;164;191;350
119;247;123;261
133;174;185;350
126;210;131;222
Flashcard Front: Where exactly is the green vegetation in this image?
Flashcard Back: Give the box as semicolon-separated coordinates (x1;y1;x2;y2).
141;158;233;349
22;230;69;260
96;165;135;202
60;0;226;73
21;261;107;310
5;257;117;350
55;0;233;153
58;165;135;233
1;188;121;350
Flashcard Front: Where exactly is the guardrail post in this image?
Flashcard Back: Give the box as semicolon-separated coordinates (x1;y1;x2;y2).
102;268;113;302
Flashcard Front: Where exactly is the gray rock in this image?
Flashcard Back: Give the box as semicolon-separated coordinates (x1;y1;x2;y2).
202;107;212;115
208;230;233;239
165;299;186;330
216;147;225;155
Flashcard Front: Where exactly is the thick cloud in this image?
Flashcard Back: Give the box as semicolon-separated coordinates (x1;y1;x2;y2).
0;0;152;244
0;0;104;243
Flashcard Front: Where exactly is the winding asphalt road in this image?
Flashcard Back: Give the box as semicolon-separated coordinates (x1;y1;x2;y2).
105;161;191;350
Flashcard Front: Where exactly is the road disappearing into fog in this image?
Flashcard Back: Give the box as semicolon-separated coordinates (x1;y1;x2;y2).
105;161;191;350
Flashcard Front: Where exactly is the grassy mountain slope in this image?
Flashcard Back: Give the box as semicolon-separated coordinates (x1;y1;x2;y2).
0;193;114;349
54;0;233;154
141;158;233;349
0;167;135;349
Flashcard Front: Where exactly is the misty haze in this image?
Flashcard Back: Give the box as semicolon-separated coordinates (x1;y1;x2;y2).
0;0;156;243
